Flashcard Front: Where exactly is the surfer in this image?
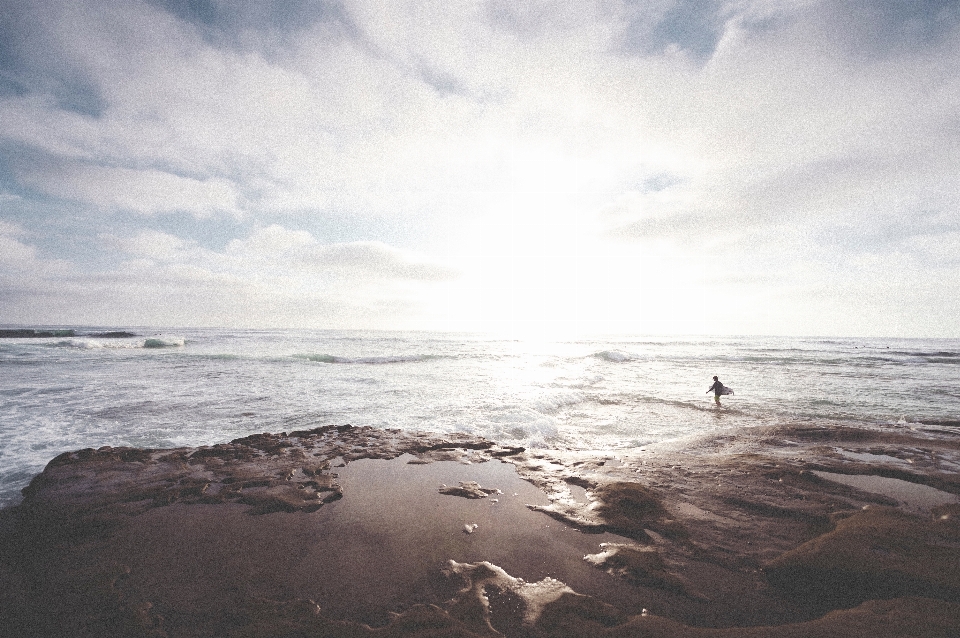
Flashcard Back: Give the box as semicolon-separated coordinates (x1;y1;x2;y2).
707;376;725;406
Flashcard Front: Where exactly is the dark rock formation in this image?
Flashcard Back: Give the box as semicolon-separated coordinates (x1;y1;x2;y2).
2;424;960;637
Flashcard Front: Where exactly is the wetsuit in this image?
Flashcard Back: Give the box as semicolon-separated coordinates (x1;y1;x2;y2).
708;380;725;404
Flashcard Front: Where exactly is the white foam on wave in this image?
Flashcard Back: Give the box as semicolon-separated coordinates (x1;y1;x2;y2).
531;391;586;415
53;338;133;350
52;338;104;349
297;353;440;364
40;337;182;350
143;337;185;348
593;350;636;362
480;404;561;448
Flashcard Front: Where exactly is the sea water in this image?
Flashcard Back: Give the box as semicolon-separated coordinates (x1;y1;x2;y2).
1;327;959;507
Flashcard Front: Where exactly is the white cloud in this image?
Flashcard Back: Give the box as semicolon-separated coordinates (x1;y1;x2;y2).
27;165;242;216
0;220;26;236
1;1;959;335
0;234;37;265
225;225;458;281
101;229;193;260
226;225;316;256
0;222;74;294
0;224;459;328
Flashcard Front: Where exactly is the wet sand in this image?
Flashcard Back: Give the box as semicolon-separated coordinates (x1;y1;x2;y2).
1;423;959;637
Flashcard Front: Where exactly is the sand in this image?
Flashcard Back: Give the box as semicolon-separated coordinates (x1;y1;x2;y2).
1;423;959;637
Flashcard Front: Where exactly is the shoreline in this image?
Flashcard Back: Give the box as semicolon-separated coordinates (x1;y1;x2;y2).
1;423;959;637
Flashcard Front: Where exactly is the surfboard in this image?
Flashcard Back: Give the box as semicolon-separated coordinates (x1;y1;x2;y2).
720;387;734;395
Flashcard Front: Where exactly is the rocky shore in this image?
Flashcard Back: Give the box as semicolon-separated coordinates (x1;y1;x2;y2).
1;422;959;637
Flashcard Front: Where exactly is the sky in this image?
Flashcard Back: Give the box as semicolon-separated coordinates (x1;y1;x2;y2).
1;0;959;338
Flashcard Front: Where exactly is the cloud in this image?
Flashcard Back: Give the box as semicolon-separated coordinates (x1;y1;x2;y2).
598;1;960;253
144;0;351;50
21;163;242;216
101;229;194;259
1;0;959;335
0;223;459;328
306;241;460;280
806;0;960;57
225;225;459;281
0;222;36;265
225;224;315;255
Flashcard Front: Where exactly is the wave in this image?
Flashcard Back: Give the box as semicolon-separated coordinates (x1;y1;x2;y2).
896;351;960;358
531;391;587;415
904;418;960;428
624;394;723;414
592;350;637;363
143;337;185;348
6;332;183;350
31;337;141;350
52;338;105;350
51;336;185;349
295;353;443;364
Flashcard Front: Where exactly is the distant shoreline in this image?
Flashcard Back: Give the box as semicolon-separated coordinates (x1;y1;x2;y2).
0;328;138;339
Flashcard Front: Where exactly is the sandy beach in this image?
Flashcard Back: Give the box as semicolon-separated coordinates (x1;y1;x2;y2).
1;423;959;637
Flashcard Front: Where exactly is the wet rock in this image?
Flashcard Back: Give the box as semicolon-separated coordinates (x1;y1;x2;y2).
535;592;627;635
238;485;327;514
17;425;499;516
490;446;526;457
562;597;960;637
439;482;501;499
0;328;76;338
584;543;690;595
766;506;960;610
523;480;687;542
6;423;960;637
189;445;256;462
592;482;688;541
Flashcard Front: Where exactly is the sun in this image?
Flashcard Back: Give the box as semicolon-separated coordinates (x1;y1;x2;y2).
419;141;729;338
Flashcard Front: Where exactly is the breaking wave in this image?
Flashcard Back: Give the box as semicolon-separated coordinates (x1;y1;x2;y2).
143;337;185;348
40;337;184;349
296;353;443;364
592;350;637;363
52;339;107;350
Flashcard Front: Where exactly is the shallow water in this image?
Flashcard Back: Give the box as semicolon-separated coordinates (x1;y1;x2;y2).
812;471;960;515
2;327;959;507
90;455;639;630
318;456;641;623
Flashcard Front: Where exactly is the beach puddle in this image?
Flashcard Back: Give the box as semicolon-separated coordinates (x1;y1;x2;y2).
108;454;645;631
813;471;959;515
302;455;644;624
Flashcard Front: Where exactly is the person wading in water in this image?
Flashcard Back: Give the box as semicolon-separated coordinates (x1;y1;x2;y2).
707;376;726;406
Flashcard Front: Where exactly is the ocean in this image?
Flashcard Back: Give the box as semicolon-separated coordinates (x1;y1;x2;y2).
1;327;959;508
